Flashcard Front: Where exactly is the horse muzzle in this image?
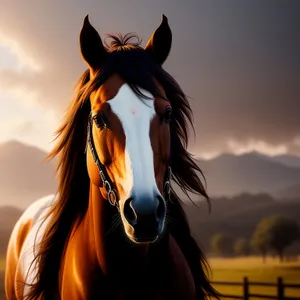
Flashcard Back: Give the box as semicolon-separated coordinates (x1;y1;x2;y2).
122;195;166;243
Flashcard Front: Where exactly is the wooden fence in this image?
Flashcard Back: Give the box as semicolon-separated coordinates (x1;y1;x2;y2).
212;277;300;300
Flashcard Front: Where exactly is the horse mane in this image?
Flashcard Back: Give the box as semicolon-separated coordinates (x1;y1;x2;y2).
25;34;220;300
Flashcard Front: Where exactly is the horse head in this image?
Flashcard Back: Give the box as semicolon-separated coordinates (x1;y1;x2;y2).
80;15;173;243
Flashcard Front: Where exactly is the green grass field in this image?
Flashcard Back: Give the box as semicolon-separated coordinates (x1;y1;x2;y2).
208;256;300;299
1;257;299;299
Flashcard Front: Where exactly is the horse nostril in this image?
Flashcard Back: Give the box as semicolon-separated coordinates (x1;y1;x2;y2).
156;195;166;221
123;198;137;226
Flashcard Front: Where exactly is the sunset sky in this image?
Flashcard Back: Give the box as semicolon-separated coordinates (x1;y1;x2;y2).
0;0;299;159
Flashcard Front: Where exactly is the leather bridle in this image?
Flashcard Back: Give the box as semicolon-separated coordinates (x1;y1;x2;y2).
85;113;172;210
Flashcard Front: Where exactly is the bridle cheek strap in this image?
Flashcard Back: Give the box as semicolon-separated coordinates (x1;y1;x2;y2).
86;115;118;208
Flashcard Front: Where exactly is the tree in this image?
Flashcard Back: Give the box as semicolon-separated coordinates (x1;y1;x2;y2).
251;219;270;263
251;215;300;262
234;238;250;257
266;215;300;262
211;233;234;257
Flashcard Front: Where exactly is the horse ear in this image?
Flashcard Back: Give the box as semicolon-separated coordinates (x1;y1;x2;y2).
145;14;172;65
79;15;108;70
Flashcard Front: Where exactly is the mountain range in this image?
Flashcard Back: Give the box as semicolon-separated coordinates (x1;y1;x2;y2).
0;140;300;208
197;152;300;199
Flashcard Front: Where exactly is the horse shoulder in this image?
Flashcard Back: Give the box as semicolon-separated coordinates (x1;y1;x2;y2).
5;194;56;299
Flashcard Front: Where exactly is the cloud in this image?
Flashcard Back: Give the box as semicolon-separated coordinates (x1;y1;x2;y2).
0;90;58;151
0;0;299;156
0;32;42;72
226;139;288;156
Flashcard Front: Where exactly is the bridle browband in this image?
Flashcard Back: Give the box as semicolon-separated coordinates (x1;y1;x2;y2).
85;113;172;210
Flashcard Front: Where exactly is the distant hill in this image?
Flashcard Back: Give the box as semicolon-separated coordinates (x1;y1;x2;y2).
270;154;300;168
277;182;300;199
0;140;57;208
196;152;300;198
245;152;300;168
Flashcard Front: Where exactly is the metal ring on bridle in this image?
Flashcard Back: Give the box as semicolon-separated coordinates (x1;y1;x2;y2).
108;190;117;206
104;180;112;193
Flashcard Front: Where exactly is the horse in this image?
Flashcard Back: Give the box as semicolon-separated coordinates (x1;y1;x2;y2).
5;14;220;300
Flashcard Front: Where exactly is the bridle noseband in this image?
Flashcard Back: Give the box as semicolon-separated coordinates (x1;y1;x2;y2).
86;113;172;209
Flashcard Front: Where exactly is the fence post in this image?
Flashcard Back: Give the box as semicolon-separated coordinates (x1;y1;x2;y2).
243;277;249;300
277;277;284;300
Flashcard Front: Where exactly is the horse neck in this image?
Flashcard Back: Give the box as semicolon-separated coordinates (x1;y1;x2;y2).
83;183;109;274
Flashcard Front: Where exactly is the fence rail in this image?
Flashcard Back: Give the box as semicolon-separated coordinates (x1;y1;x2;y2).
212;277;300;300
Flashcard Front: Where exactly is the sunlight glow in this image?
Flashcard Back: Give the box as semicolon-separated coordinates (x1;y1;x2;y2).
0;92;57;152
0;32;42;72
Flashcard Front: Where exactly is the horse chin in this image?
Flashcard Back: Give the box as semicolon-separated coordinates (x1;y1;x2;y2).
123;224;159;244
129;235;159;244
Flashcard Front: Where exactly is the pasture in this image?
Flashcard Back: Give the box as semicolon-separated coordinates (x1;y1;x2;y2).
208;256;300;299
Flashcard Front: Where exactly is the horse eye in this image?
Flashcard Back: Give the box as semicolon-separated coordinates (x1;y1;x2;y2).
162;106;172;123
93;112;108;130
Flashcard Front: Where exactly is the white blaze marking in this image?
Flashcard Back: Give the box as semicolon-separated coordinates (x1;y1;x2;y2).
108;84;161;203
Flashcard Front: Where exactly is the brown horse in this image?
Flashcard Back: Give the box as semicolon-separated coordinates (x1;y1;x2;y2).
5;15;220;300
